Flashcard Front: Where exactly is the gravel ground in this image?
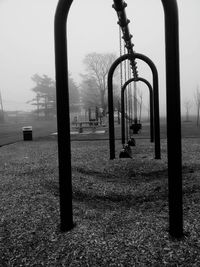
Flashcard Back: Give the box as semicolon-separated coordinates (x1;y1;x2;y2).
1;137;200;266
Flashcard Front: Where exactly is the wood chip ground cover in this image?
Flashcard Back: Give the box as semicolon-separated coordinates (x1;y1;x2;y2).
1;138;200;266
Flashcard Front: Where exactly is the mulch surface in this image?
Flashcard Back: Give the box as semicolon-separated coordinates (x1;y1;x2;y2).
1;138;200;266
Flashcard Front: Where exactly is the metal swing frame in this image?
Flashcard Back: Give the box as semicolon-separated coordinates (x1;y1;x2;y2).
121;77;154;145
54;0;183;239
108;53;160;160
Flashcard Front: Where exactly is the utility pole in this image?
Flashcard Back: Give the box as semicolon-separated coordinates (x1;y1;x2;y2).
0;90;5;122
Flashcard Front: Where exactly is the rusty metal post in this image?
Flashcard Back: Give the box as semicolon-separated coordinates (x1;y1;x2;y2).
161;0;183;238
54;0;74;232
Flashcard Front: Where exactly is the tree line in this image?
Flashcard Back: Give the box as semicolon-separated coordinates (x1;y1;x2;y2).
185;85;200;125
29;52;120;120
29;51;200;125
28;73;79;119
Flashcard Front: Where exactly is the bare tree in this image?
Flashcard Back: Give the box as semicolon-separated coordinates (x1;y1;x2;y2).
82;52;117;112
80;76;100;109
184;100;192;122
194;85;200;126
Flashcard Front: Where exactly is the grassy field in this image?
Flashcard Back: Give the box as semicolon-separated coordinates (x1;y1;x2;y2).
0;119;57;146
0;118;200;146
1;135;200;266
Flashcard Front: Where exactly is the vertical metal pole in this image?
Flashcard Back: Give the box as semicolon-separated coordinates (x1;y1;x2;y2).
134;81;137;122
121;87;125;145
125;90;129;143
124;48;128;143
108;69;115;159
148;84;154;143
161;0;183;238
134;53;161;159
54;0;74;232
119;25;123;89
108;55;129;160
151;63;160;159
136;78;154;143
128;65;131;130
117;100;121;124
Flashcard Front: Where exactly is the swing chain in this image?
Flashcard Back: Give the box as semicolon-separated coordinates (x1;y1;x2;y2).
113;0;138;79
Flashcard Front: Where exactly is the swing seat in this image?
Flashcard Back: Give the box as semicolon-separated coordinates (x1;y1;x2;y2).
119;145;132;158
130;123;142;134
128;137;136;146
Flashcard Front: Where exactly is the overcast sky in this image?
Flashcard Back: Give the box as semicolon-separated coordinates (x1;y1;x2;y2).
0;0;199;116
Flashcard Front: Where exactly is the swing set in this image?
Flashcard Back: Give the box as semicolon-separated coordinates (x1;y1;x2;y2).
117;22;155;157
54;0;183;239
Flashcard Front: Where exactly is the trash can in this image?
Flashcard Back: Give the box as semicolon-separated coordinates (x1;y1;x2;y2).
22;126;33;141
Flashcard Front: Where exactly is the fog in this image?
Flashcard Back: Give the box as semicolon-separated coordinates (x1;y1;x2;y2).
0;0;199;116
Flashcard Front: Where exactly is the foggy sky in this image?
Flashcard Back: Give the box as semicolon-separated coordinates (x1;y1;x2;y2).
0;0;199;116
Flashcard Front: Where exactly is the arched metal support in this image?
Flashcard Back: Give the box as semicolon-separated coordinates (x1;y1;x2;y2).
54;0;74;232
121;77;154;145
54;0;183;238
108;53;160;160
161;0;183;239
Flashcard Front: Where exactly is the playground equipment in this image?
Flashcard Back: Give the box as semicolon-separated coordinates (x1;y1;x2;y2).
72;121;98;133
112;0;160;160
115;0;141;136
71;106;105;133
121;77;154;145
54;0;183;239
119;143;132;158
119;77;154;161
108;53;161;160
